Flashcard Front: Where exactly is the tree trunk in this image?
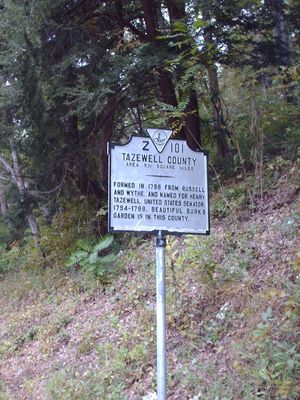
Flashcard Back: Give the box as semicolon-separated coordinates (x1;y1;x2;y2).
0;171;14;241
157;69;183;135
165;0;202;149
0;172;8;216
9;137;44;259
165;0;186;21
266;0;296;104
202;4;231;162
183;90;202;150
266;0;292;66
141;0;157;40
142;0;181;133
99;96;118;190
142;0;201;145
207;65;231;161
10;137;26;191
26;213;44;258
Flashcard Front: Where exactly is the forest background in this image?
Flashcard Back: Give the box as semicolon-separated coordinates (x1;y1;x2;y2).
0;0;299;399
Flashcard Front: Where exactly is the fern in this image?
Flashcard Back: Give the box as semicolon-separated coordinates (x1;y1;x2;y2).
157;89;191;118
92;235;114;253
66;235;117;279
65;250;89;267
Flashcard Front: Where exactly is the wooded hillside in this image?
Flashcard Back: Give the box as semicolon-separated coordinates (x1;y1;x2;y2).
0;0;299;252
0;1;299;399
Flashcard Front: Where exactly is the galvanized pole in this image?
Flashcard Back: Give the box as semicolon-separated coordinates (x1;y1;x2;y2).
156;230;167;400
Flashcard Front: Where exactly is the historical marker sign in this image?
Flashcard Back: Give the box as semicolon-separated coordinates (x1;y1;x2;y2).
108;129;210;399
108;130;210;235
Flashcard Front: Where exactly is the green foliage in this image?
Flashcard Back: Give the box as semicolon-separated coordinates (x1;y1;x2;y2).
237;283;300;399
47;322;153;399
0;0;299;258
1;184;28;244
47;366;127;400
279;213;300;240
211;183;246;218
168;234;217;286
0;165;299;399
66;235;117;280
262;103;300;160
0;219;8;246
36;197;104;269
224;68;300;174
0;242;28;272
0;1;299;397
0;242;10;275
0;381;6;400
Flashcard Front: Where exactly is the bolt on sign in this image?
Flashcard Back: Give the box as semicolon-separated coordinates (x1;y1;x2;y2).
108;128;210;235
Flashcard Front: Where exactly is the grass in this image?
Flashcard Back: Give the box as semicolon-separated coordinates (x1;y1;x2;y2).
0;161;299;399
0;382;6;400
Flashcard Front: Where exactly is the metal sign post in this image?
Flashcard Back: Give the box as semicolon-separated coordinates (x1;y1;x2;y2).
156;231;167;400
